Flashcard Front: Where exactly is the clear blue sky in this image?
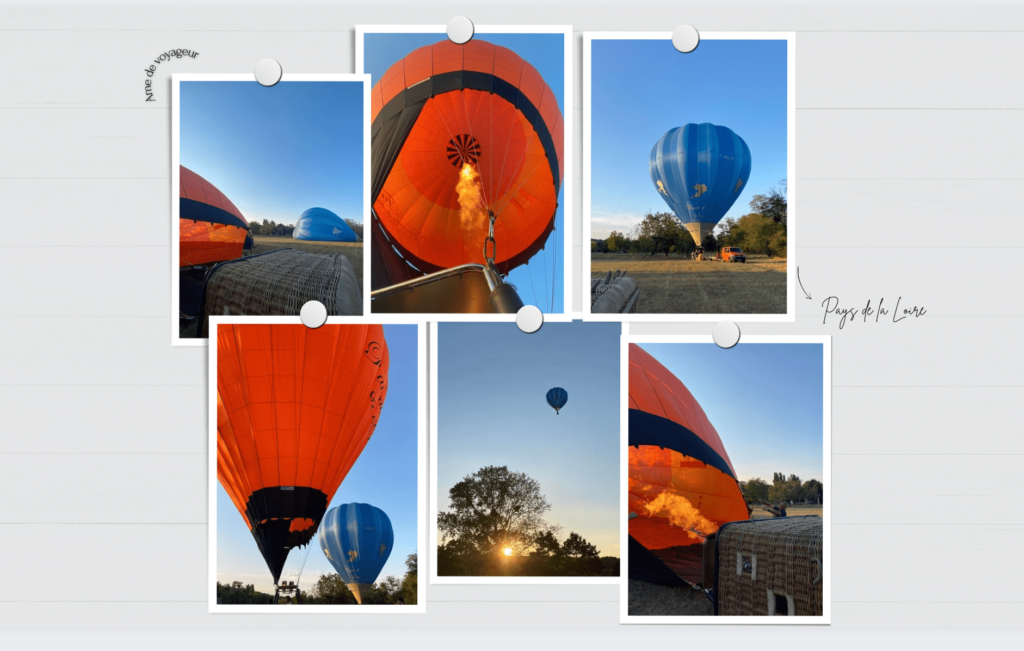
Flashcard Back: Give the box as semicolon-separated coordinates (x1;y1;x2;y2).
365;32;565;313
216;324;418;595
590;39;788;240
637;343;824;483
437;321;621;557
179;80;364;228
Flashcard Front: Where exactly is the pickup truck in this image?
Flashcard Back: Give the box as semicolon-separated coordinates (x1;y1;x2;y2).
720;247;746;263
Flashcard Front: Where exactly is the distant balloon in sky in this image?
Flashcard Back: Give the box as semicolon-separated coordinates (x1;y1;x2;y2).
546;387;568;415
649;123;752;246
293;207;360;242
319;503;394;604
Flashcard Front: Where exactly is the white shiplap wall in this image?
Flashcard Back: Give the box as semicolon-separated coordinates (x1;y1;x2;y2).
1;3;1022;642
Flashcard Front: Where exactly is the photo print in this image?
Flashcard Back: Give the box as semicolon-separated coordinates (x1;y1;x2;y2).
209;318;425;612
173;75;370;345
431;321;620;583
359;26;572;316
585;33;795;320
622;336;829;623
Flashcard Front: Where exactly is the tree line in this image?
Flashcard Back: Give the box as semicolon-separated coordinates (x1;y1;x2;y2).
437;466;619;577
739;472;823;505
248;218;364;238
593;182;787;259
216;553;417;605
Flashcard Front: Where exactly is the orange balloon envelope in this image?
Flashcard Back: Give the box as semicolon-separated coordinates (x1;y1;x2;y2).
371;39;564;274
628;344;748;583
179;165;249;267
216;323;389;584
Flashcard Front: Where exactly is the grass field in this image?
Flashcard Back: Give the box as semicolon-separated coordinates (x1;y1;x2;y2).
628;504;823;617
253;236;364;290
591;253;786;315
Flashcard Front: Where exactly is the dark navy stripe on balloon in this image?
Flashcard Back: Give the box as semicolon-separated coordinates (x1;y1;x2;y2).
179;198;248;231
628;408;735;481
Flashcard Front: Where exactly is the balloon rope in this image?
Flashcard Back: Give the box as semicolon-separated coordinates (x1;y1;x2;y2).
528;256;539;306
551;214;557;313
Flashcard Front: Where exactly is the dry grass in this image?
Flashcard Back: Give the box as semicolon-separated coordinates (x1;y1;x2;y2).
253;236;364;290
628;579;714;617
591;253;786;315
750;504;823;520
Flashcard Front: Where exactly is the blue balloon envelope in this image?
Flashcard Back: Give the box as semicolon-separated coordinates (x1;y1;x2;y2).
319;503;394;602
546;387;568;415
649;123;752;246
293;207;360;242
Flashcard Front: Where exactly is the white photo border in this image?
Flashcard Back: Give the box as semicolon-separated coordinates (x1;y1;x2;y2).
429;322;620;585
171;73;372;346
207;315;428;613
619;334;831;624
356;25;576;322
583;32;797;322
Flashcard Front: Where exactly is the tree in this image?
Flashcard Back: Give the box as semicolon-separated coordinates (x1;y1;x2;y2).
533;530;563;557
749;181;788;225
401;553;418;605
606;231;625;253
308;573;357;605
635;211;684;256
562;532;599;559
344;218;364;238
740;478;770;503
437;465;552;559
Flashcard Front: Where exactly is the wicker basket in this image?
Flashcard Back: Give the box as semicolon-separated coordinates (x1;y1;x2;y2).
591;271;639;313
199;249;362;336
715;516;823;617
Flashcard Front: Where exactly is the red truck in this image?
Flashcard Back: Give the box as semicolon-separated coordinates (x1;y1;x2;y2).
720;247;746;263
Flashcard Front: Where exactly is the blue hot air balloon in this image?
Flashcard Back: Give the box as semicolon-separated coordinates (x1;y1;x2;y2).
319;503;394;604
649;123;752;246
546;387;568;415
293;207;360;242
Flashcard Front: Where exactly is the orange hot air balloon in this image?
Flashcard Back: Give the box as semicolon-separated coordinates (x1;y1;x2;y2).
216;323;389;584
371;39;564;277
179;165;250;267
628;344;748;585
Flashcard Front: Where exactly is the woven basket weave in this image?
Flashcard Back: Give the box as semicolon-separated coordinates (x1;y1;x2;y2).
200;249;361;336
716;516;823;617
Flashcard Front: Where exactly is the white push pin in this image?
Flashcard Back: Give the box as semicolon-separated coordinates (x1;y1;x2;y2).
712;320;740;349
672;25;700;53
516;304;543;334
447;16;475;45
254;58;283;87
300;300;328;329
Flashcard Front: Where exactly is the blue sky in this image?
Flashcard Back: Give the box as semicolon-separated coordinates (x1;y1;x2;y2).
179;80;364;227
365;32;565;313
590;38;788;240
637;343;824;483
437;321;621;557
216;324;418;595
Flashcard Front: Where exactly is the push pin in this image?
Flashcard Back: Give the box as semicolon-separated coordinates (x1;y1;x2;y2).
254;58;283;87
447;16;475;45
672;25;700;53
300;300;328;329
712;320;740;349
516;304;543;334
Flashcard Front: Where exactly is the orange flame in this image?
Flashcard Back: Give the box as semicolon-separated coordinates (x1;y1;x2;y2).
643;492;718;541
455;163;488;260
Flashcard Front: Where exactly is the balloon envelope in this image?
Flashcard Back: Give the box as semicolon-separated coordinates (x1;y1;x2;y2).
649;123;751;246
319;503;395;589
293;207;360;242
628;344;748;584
546;387;568;414
216;324;390;584
179;165;249;267
371;39;564;274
